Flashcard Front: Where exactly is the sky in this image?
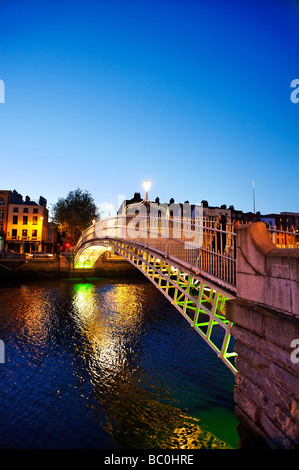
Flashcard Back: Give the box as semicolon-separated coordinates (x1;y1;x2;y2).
0;0;298;218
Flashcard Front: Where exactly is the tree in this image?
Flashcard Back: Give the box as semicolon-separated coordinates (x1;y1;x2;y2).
52;188;99;245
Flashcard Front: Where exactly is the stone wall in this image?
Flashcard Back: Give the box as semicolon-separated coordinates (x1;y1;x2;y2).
0;252;135;280
226;222;299;448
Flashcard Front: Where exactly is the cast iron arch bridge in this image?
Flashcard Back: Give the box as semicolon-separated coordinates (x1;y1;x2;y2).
74;203;239;374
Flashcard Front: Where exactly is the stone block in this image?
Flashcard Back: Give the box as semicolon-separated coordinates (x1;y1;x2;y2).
290;397;299;422
235;406;271;448
236;374;277;418
237;272;265;305
266;255;290;279
275;406;299;445
237;224;268;276
236;356;291;411
230;324;262;351
289;254;299;282
259;411;293;449
234;387;260;423
226;299;265;336
234;342;270;374
291;280;299;317
269;361;299;396
263;312;299;355
264;275;292;315
260;337;297;374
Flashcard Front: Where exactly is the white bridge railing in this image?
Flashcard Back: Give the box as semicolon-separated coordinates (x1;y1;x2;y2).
76;215;237;292
75;213;299;293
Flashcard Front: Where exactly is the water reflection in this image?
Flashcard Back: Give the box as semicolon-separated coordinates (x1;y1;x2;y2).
0;279;238;448
71;281;233;449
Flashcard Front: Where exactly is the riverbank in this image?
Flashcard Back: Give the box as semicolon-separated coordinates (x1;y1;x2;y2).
0;254;137;281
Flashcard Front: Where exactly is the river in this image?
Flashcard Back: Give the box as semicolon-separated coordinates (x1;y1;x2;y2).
0;275;239;449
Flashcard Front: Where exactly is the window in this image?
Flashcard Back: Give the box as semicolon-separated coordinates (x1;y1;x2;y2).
22;229;27;239
32;216;38;225
23;208;28;213
13;207;18;212
0;198;4;206
12;229;17;239
13;215;18;224
0;210;3;220
23;216;28;225
33;208;38;214
32;229;37;238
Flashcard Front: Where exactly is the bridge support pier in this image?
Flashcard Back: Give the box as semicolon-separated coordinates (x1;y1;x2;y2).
226;222;299;449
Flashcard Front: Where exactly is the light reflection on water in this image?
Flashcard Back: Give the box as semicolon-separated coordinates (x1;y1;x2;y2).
0;277;239;449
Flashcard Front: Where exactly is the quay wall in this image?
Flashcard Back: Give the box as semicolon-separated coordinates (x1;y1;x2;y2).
0;253;136;280
226;222;299;449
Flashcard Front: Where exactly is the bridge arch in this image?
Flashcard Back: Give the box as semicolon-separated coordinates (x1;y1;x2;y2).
74;214;238;374
74;215;237;374
74;218;299;448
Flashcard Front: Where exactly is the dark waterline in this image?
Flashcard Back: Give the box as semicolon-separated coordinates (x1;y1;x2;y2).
0;275;239;449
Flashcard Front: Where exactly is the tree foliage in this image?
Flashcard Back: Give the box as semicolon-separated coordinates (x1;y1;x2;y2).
52;188;98;244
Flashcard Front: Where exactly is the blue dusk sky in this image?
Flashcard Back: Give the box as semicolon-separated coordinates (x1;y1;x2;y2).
0;0;298;217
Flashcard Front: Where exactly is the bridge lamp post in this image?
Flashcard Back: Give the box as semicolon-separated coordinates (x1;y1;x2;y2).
143;180;151;202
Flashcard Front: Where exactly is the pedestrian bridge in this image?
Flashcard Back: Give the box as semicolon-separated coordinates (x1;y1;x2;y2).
74;201;239;373
73;203;298;375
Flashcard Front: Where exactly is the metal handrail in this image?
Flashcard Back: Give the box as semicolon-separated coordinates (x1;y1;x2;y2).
76;215;237;290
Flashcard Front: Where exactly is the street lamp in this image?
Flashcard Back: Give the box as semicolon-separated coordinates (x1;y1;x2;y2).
143;180;151;202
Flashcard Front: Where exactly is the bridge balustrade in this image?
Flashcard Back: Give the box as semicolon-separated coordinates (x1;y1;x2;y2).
76;215;237;291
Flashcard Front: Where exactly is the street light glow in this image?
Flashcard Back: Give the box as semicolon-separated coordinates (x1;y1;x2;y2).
143;180;151;193
143;180;151;201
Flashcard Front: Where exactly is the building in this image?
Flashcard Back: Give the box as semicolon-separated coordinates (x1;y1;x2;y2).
0;190;11;238
199;200;231;222
118;194;232;223
4;190;49;253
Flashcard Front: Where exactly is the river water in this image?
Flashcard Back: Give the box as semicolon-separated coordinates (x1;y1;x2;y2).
0;275;239;449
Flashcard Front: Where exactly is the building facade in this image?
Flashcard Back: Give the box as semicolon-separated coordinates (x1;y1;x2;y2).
4;190;49;253
0;190;11;238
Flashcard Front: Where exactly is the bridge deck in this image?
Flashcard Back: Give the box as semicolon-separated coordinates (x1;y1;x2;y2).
73;214;298;374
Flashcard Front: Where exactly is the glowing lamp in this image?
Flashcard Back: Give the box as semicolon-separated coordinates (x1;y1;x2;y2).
143;180;151;201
